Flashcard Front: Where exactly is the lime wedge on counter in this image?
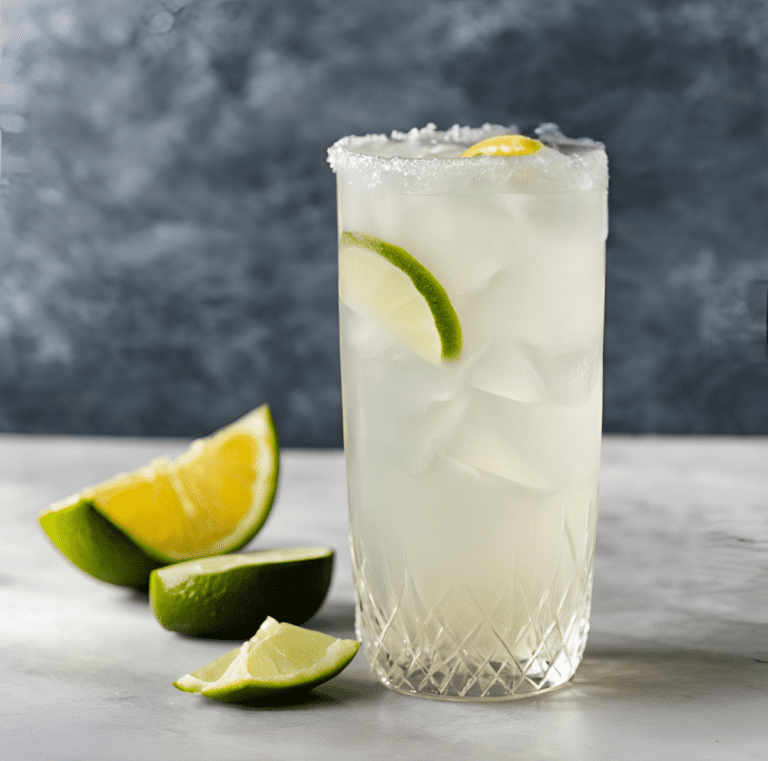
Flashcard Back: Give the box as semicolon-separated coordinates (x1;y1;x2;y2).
39;404;279;575
38;498;162;591
150;547;334;639
173;616;359;703
460;134;542;157
339;231;462;362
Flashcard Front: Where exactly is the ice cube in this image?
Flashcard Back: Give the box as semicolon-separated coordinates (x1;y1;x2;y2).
396;194;511;295
468;337;601;406
535;343;602;406
436;452;555;499
467;337;548;404
507;189;608;249
442;386;602;491
339;186;511;296
466;243;605;352
405;396;469;474
442;403;555;492
339;301;400;358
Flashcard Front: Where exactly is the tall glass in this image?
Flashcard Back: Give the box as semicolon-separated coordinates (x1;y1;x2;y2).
328;124;608;700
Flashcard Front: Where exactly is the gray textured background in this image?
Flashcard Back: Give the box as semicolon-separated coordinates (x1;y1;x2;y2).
1;0;767;445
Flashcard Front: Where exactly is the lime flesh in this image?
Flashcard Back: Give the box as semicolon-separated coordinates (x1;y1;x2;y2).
173;617;359;703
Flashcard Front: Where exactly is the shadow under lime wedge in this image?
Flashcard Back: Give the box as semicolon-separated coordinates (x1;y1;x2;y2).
339;231;462;363
39;405;279;573
38;498;162;592
150;547;334;639
174;616;359;704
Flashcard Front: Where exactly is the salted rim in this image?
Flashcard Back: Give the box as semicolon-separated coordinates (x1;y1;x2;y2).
327;123;608;194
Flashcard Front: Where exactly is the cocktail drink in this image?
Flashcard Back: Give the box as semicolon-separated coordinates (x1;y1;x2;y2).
328;124;608;700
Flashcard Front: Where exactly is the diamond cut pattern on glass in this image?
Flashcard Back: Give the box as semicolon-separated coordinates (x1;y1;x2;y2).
351;498;596;700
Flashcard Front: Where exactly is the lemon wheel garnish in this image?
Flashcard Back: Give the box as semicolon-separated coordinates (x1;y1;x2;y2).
460;134;542;157
40;404;279;566
339;231;462;363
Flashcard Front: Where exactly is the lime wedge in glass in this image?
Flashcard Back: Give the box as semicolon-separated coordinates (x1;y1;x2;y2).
150;547;334;639
174;617;359;703
339;231;462;363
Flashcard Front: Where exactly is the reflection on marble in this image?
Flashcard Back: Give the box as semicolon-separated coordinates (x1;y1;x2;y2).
1;1;768;443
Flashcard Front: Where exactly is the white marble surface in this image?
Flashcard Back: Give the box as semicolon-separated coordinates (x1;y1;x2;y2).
1;435;767;760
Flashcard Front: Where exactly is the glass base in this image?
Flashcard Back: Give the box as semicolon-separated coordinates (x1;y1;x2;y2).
362;628;587;701
354;573;593;701
381;675;573;702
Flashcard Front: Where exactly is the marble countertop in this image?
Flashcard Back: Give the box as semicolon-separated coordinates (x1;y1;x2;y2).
2;435;767;760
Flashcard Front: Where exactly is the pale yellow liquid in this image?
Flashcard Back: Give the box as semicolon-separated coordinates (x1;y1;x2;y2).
336;144;607;699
